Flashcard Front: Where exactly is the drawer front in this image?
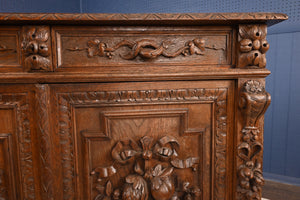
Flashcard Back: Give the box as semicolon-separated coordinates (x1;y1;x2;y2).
50;80;234;200
0;27;22;72
53;26;233;72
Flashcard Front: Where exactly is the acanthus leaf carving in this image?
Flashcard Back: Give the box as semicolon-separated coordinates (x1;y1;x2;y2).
67;38;225;60
21;26;52;71
237;25;269;68
237;80;271;200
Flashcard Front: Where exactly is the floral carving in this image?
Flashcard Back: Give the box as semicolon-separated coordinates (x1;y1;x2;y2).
67;38;224;60
91;135;200;200
237;80;271;200
57;87;228;200
21;26;52;71
237;25;269;68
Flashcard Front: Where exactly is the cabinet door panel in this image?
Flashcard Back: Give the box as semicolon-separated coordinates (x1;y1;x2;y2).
0;86;37;200
51;81;234;200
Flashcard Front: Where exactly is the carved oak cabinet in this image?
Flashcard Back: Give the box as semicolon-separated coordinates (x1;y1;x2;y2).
0;13;287;200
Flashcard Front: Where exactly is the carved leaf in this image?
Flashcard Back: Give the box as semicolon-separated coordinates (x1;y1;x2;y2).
171;157;199;169
105;181;112;196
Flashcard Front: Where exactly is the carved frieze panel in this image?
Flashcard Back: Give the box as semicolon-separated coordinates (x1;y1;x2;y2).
237;25;269;68
53;27;231;68
55;85;229;200
237;80;271;200
21;26;52;72
0;27;21;70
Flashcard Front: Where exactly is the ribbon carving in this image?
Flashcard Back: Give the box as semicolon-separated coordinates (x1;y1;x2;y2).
91;135;200;200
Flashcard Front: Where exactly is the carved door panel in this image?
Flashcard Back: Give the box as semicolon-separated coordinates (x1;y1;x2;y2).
50;80;234;200
0;85;37;200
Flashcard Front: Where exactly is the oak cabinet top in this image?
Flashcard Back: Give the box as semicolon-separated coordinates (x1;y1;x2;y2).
0;12;288;25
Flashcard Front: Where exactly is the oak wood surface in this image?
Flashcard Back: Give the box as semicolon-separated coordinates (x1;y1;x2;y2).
0;13;287;200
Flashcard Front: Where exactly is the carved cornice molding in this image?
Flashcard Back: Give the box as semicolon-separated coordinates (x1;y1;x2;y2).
237;80;271;200
237;25;269;68
67;38;224;61
57;87;228;200
21;26;52;72
0;13;288;26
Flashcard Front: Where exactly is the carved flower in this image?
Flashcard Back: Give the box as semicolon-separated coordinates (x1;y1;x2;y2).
238;25;269;68
150;165;175;200
244;80;264;94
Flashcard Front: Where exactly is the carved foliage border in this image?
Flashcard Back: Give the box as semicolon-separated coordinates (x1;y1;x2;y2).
57;88;228;200
0;93;35;200
35;85;54;200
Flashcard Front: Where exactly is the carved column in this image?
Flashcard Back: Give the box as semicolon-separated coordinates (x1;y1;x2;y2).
237;24;269;68
21;26;52;72
237;80;271;200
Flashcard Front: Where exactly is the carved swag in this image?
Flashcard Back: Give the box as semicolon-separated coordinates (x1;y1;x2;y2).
91;135;201;200
237;80;271;200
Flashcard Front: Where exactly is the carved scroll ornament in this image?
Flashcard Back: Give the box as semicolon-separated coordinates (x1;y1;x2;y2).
67;38;224;60
91;135;200;200
237;80;271;200
238;25;269;68
21;26;52;71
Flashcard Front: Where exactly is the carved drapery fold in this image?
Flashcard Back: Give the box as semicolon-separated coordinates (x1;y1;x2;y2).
237;25;269;68
237;80;271;200
21;26;52;71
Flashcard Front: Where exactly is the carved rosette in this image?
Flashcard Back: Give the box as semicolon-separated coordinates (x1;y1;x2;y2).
237;25;269;68
91;135;200;200
21;26;52;71
237;80;271;200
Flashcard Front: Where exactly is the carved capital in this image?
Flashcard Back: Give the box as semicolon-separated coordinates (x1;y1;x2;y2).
21;26;52;72
237;80;271;200
237;25;269;68
239;80;271;128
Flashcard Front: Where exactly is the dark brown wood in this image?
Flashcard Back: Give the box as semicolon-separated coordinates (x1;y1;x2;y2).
0;13;287;200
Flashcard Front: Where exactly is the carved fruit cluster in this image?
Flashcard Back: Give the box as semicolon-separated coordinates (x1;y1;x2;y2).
238;25;269;68
91;135;201;200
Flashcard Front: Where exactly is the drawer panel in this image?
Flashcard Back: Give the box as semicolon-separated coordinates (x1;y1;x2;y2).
53;26;233;71
0;27;22;71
